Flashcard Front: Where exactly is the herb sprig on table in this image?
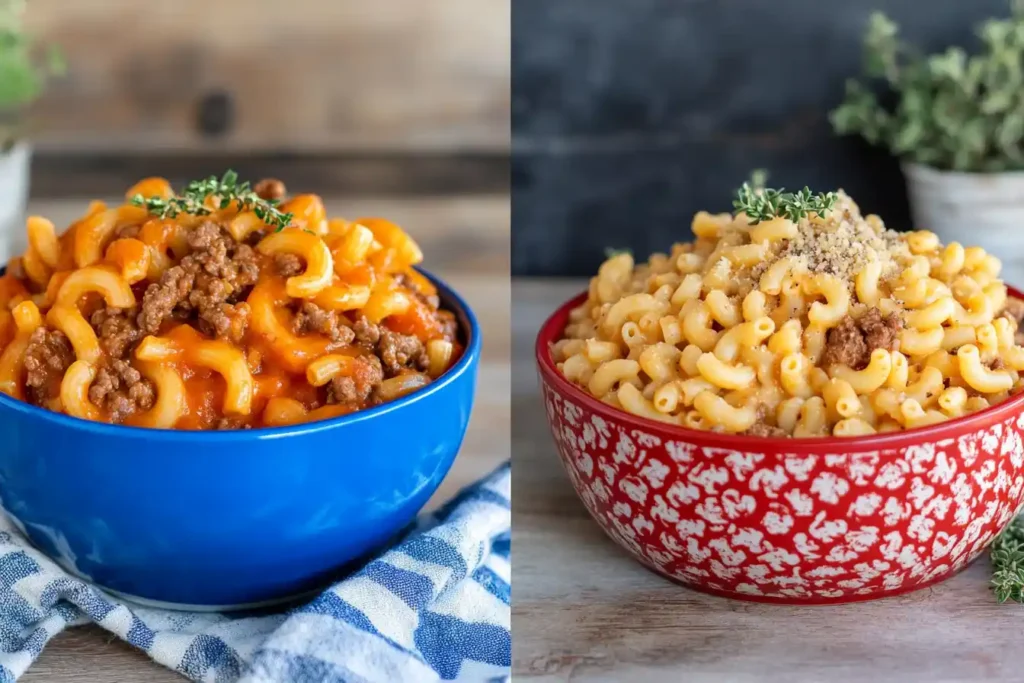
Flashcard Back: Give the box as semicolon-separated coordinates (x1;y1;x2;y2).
733;183;838;224
130;170;294;231
992;516;1024;603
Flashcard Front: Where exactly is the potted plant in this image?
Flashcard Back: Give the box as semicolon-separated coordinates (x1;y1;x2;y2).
831;2;1024;285
0;0;62;263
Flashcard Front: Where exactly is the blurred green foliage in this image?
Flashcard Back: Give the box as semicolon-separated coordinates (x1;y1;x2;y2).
831;1;1024;172
0;0;63;149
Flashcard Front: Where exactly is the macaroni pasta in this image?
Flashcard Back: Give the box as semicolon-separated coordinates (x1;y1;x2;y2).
0;176;462;429
553;191;1024;436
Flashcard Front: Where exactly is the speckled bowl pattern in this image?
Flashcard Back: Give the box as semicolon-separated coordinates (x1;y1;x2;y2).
537;291;1024;604
0;269;480;610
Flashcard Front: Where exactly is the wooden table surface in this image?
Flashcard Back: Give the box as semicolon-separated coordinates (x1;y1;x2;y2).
18;194;509;682
513;278;1024;683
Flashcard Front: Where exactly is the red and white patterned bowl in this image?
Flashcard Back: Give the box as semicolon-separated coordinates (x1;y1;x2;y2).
536;291;1024;604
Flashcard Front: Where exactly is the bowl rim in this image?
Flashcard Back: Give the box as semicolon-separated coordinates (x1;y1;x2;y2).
535;287;1024;449
0;267;481;441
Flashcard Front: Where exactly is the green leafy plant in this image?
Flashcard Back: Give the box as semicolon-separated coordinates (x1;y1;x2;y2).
831;2;1024;172
992;515;1024;603
131;170;295;231
732;182;837;224
0;0;64;150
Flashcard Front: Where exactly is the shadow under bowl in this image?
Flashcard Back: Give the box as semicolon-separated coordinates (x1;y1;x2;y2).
0;268;481;609
536;288;1024;604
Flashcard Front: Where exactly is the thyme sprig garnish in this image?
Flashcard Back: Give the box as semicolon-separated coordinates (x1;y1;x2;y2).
130;170;294;231
992;515;1024;603
733;183;838;224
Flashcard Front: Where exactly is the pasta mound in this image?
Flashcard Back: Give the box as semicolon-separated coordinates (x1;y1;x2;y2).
0;176;463;429
737;191;909;295
553;191;1024;438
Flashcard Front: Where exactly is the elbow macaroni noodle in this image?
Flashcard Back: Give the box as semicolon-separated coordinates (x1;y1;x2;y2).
0;177;463;429
553;193;1024;436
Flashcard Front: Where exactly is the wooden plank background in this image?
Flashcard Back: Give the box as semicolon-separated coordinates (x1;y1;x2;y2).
25;0;509;154
28;152;509;198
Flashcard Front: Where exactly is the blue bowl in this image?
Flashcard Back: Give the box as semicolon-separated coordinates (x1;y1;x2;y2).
0;269;480;609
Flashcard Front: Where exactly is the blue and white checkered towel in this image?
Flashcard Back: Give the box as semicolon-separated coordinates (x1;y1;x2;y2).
0;462;510;682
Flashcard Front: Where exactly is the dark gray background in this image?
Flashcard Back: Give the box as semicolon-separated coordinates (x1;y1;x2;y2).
512;0;1008;276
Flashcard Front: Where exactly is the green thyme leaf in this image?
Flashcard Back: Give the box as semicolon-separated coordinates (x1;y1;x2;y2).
991;515;1024;604
131;170;294;231
732;183;837;224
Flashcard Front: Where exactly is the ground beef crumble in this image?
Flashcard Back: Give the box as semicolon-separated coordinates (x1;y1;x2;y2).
326;355;384;407
741;406;787;438
275;253;304;277
353;316;381;347
216;417;253;430
23;328;74;405
378;328;428;375
821;308;903;369
744;422;788;438
393;273;440;309
253;178;287;202
291;302;355;344
88;359;155;423
860;308;902;352
23;306;154;420
437;310;459;343
138;221;259;340
137;264;192;333
351;316;427;375
196;301;251;344
90;307;143;358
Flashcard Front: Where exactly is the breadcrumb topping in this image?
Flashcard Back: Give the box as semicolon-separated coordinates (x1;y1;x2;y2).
748;191;909;289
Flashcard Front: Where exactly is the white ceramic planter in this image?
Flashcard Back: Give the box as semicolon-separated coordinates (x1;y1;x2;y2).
0;142;30;266
903;161;1024;288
